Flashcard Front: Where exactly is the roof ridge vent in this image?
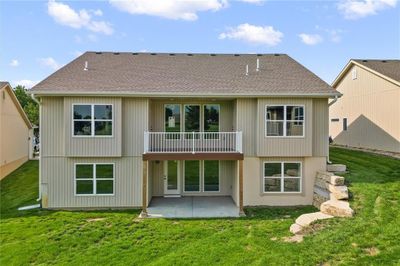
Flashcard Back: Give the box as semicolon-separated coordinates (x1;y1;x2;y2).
132;52;138;55
274;54;280;56
150;53;157;55
210;54;216;56
113;52;120;55
187;54;193;56
382;60;387;62
257;54;263;56
169;53;176;56
234;54;240;56
95;52;102;54
362;60;368;62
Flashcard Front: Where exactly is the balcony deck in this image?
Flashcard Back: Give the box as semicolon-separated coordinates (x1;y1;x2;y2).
143;131;243;160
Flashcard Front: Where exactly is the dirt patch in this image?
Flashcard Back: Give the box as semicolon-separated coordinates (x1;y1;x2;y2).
86;218;105;222
364;247;380;256
282;234;304;243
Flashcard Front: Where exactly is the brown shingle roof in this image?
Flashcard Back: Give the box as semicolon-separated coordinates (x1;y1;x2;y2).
353;59;400;83
31;52;338;97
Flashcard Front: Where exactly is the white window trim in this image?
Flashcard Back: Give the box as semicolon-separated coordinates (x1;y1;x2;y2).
265;105;305;138
74;163;115;196
203;160;220;193
72;103;114;138
183;160;201;193
262;161;302;193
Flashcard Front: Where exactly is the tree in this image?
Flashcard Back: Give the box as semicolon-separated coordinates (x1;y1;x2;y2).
13;85;39;125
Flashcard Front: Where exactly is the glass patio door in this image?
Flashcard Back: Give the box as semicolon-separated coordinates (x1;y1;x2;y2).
163;160;180;196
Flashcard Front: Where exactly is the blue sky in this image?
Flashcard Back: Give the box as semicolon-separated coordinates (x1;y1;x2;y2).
1;0;399;88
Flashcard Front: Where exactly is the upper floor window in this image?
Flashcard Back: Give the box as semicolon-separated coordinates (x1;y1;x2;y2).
265;105;304;137
73;104;113;136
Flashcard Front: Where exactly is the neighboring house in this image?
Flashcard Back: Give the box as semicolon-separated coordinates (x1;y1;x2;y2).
0;82;33;179
30;52;339;215
330;60;400;153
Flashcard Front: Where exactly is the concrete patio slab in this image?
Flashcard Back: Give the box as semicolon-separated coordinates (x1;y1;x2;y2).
146;196;239;218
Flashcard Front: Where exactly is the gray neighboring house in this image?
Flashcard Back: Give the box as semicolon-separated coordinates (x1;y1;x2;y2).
30;52;340;216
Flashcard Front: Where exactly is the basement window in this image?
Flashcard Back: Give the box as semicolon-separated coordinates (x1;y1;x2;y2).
73;104;113;136
263;162;302;193
75;163;114;195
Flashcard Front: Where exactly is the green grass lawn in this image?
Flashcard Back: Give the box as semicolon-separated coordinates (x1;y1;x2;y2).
1;148;399;265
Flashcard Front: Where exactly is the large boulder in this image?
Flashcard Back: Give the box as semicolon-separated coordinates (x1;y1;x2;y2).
327;164;347;173
316;171;345;186
320;200;354;217
289;223;303;234
295;212;333;227
328;184;349;200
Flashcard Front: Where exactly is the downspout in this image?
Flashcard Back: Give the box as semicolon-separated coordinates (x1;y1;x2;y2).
31;93;42;202
327;95;339;164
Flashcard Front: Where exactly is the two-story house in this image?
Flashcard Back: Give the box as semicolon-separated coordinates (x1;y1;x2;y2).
30;52;340;217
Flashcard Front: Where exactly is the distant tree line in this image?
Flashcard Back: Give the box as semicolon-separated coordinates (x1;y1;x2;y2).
13;85;39;126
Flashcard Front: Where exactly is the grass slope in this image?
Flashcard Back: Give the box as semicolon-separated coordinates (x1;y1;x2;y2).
1;148;399;265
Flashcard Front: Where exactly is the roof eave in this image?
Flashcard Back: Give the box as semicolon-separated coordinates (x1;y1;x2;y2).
29;90;341;98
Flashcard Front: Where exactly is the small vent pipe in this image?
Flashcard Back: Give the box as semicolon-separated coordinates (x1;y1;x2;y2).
84;61;88;71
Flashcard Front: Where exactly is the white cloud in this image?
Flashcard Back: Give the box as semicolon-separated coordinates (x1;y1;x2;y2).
219;23;283;46
109;0;228;21
47;0;113;35
92;9;103;16
10;59;19;67
13;80;39;89
338;0;397;19
38;57;61;70
239;0;265;4
298;33;323;45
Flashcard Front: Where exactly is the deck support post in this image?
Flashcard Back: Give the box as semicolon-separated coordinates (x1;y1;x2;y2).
141;159;148;218
239;159;245;216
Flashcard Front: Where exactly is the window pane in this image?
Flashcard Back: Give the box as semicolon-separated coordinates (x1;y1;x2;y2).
286;106;304;121
185;160;200;192
284;163;301;177
264;178;281;192
95;121;112;136
94;105;112;120
264;163;281;177
266;106;284;120
74;121;91;135
167;160;178;190
96;164;113;179
76;165;93;179
185;105;200;132
204;105;220;132
165;104;181;133
96;180;113;194
74;105;91;119
204;161;219;191
284;178;300;192
286;122;303;136
266;121;283;136
76;180;93;194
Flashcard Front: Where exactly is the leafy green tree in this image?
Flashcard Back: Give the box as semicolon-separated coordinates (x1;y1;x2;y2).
13;85;39;125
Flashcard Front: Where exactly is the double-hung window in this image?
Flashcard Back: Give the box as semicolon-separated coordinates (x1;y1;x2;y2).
265;105;304;137
73;104;113;136
263;162;302;193
75;163;114;195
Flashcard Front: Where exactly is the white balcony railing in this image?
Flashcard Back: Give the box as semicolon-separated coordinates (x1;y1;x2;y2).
144;131;242;154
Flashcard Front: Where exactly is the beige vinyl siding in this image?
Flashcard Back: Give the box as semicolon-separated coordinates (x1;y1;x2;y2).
42;157;142;208
235;98;257;156
64;97;122;157
330;65;400;152
122;98;149;156
243;156;325;206
149;99;234;132
257;98;313;157
313;98;329;156
41;97;64;157
0;87;31;179
150;160;234;197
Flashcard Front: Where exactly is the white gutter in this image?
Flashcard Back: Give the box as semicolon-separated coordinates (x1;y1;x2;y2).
31;93;42;202
327;95;340;164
